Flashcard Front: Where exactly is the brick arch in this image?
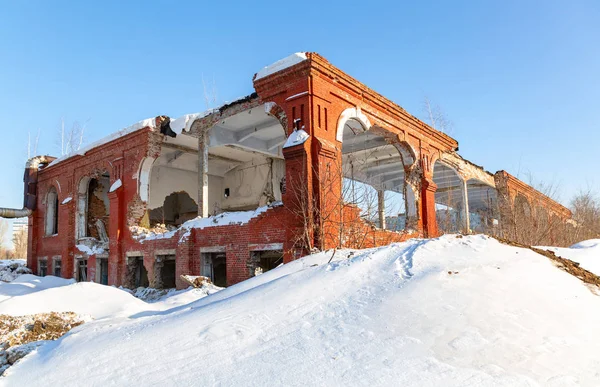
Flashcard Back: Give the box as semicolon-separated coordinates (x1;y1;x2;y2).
137;156;156;203
514;193;532;218
336;107;371;142
264;101;289;134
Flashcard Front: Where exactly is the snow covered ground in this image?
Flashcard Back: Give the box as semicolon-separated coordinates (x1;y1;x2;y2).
538;239;600;276
2;235;600;386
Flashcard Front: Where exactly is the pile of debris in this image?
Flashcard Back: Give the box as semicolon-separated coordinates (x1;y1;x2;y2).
0;261;31;283
0;312;87;376
129;223;178;241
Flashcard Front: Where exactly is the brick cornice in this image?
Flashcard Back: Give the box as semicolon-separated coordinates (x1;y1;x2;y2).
253;53;458;153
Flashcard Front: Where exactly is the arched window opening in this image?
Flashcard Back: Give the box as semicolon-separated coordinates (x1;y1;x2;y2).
86;175;110;240
45;186;59;236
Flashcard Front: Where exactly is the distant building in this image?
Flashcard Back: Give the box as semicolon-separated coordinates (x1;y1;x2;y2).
12;218;27;240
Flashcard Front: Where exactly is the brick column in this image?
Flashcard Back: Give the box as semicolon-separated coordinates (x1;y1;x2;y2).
60;195;76;278
107;190;122;285
175;231;194;289
421;177;438;237
282;140;314;262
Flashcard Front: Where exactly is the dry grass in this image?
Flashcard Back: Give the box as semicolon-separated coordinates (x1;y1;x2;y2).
0;312;85;349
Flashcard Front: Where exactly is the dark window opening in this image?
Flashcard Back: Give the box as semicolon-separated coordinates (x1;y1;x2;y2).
53;260;61;277
39;260;47;277
258;251;283;272
135;258;149;288
98;258;109;285
126;257;149;288
154;255;176;289
202;253;227;287
250;250;283;276
77;259;88;282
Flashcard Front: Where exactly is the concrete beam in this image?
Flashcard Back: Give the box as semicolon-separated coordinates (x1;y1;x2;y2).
198;132;209;218
235;121;280;142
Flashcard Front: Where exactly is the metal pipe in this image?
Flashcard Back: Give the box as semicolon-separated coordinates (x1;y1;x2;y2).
0;155;54;219
0;208;32;218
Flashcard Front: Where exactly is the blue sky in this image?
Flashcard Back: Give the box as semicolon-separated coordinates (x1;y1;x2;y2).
0;1;598;245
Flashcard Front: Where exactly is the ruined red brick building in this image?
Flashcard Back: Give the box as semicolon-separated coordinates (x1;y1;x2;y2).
0;53;572;289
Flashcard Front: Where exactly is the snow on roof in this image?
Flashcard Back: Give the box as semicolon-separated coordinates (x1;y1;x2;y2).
47;117;158;168
46;95;259;169
283;129;309;148
134;202;282;242
169;111;213;135
255;52;308;81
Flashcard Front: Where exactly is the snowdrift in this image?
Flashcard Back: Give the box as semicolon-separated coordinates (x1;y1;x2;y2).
3;235;600;386
539;238;600;276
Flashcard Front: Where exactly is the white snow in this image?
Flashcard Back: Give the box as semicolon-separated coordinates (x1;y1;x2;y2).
283;128;309;148
75;244;105;256
133;203;280;242
0;275;220;318
570;239;600;249
168;112;211;135
61;196;72;204
48;117;157;167
108;179;122;193
285;91;308;101
3;235;600;386
255;52;307;80
538;238;600;276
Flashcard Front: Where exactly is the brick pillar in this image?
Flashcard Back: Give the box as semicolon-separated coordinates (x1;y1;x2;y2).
226;243;251;286
282;140;314;262
421;177;438;238
26;215;36;273
107;190;122;285
312;138;341;250
60;182;76;279
175;231;194;289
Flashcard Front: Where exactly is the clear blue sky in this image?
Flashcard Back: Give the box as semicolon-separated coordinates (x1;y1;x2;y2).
1;1;599;244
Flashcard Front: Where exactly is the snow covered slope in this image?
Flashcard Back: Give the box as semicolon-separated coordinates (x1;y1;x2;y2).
539;239;600;276
3;235;600;386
